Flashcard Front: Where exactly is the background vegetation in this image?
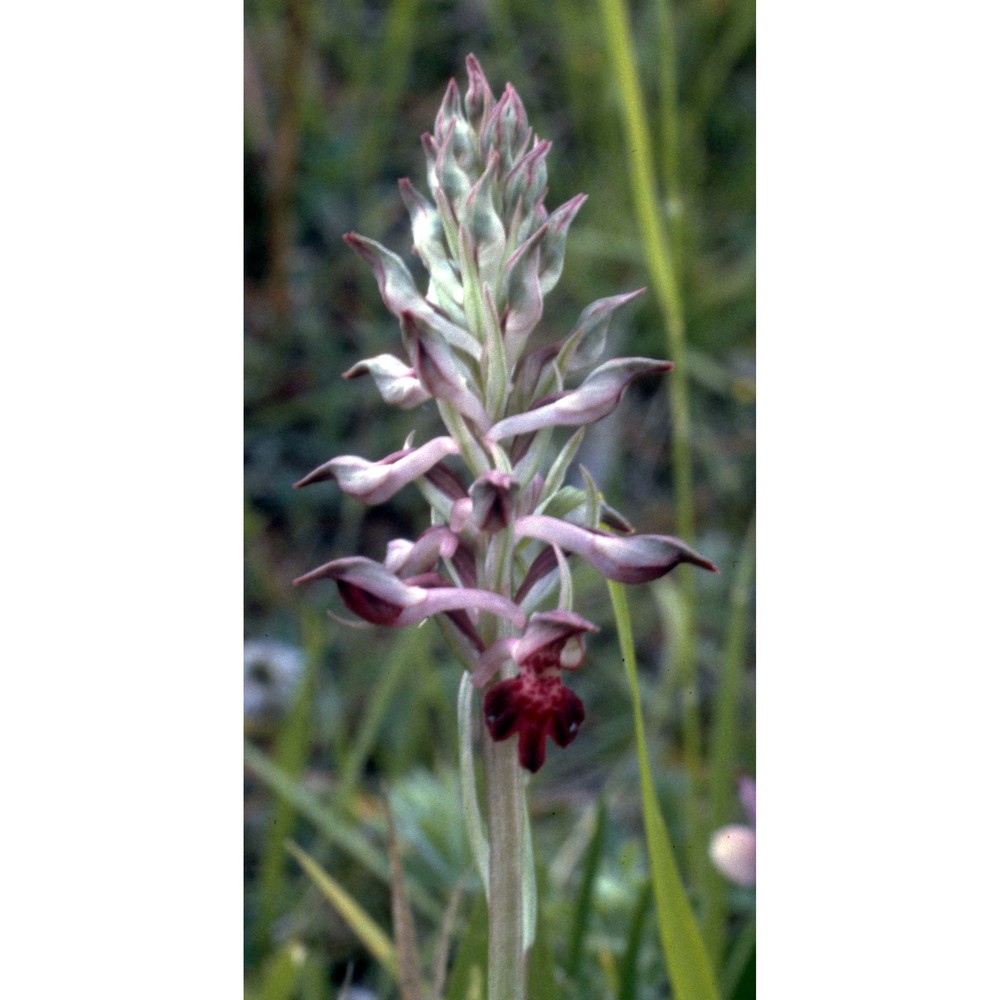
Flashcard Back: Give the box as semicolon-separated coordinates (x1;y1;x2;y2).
244;0;755;996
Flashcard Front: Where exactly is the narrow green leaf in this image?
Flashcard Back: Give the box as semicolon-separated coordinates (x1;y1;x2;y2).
526;880;559;1000
337;626;427;802
541;427;585;504
431;879;466;1000
384;799;426;1000
722;917;756;1000
578;464;601;530
608;580;721;1000
618;879;653;1000
255;940;308;1000
354;0;421;186
443;894;489;1000
244;740;441;921
705;513;756;967
253;611;323;953
597;0;705;891
286;840;398;980
567;800;607;978
457;672;491;896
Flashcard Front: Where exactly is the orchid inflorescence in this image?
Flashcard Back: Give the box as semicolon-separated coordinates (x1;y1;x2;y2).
294;55;718;773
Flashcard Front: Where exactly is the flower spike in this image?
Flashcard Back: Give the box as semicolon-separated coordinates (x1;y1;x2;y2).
295;56;719;774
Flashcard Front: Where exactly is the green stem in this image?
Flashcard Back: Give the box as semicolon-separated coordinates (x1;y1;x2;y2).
471;528;528;1000
483;734;527;1000
598;0;704;885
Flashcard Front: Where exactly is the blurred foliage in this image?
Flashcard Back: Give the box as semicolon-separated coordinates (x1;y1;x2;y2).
245;0;754;996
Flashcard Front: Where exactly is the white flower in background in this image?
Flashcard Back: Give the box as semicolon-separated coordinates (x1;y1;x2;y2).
244;638;304;720
709;777;756;887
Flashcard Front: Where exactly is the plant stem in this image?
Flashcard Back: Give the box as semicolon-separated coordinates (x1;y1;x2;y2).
478;528;527;1000
483;731;526;1000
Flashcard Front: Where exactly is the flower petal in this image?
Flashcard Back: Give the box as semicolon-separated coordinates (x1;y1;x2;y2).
538;193;587;295
482;673;586;773
513;545;559;606
400;312;491;433
512;610;598;671
397;587;526;629
397;178;464;316
383;526;459;577
342;354;432;409
293;557;426;626
464;54;497;133
514;515;719;582
469;470;519;533
470;637;517;687
501;223;547;363
295;436;459;505
344;232;480;357
487;358;673;442
556;289;646;375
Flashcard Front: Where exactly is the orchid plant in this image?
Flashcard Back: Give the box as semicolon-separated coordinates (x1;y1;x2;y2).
294;55;718;1000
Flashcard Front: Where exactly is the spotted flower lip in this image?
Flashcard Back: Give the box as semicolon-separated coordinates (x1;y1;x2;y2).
514;514;719;582
484;679;584;773
293;556;527;629
293;436;459;503
485;357;674;442
478;609;597;773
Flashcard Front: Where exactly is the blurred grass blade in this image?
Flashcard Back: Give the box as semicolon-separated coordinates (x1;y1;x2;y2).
256;940;308;1000
705;512;756;966
286;839;398;980
526;883;560;1000
608;580;721;1000
567;800;607;978
597;947;620;998
458;672;490;896
338;626;427;801
385;797;426;1000
595;0;692;535
253;611;323;952
597;0;706;891
618;879;652;1000
431;879;466;1000
443;894;488;1000
722;916;756;1000
521;794;537;951
355;0;421;189
244;739;441;920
